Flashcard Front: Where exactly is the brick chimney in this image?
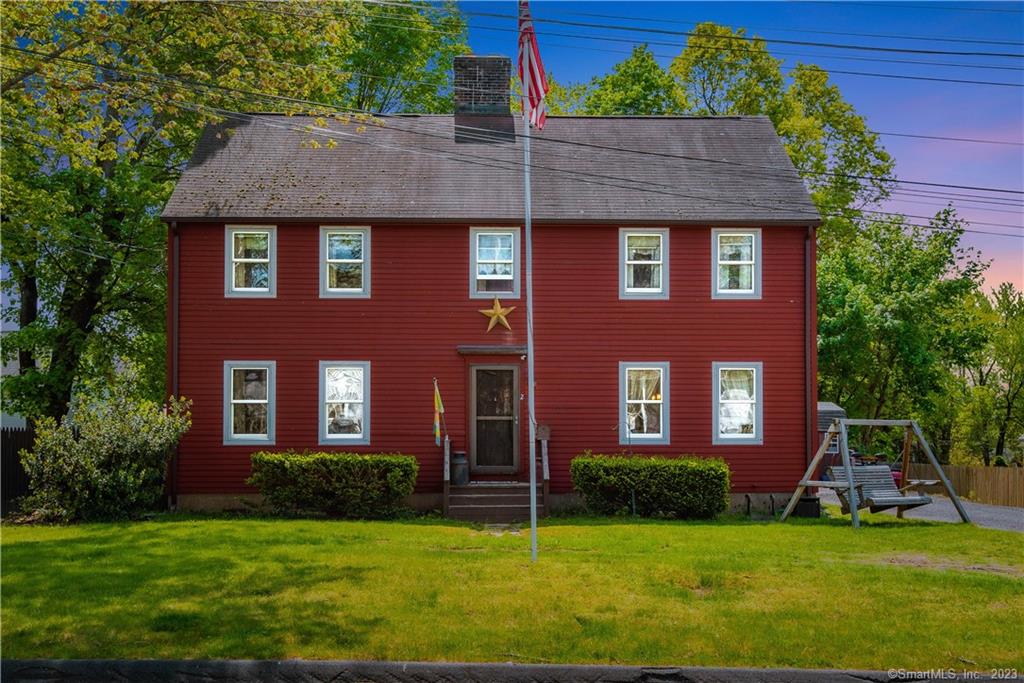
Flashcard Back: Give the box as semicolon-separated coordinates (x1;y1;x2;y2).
454;55;514;142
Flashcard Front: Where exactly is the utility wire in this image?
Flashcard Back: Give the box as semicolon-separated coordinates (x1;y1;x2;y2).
212;0;1024;72
874;131;1023;146
6;42;1022;204
15;14;1022;149
201;1;1024;88
801;2;1024;15
552;7;1024;47
14;51;1020;240
359;0;1024;58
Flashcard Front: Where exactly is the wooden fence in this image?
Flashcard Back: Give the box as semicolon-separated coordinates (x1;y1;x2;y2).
1;426;33;513
908;462;1024;508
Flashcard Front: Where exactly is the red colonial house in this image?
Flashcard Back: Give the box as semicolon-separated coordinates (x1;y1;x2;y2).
162;55;821;519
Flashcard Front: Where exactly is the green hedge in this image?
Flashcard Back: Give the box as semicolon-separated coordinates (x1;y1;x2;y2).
570;454;730;519
247;451;418;518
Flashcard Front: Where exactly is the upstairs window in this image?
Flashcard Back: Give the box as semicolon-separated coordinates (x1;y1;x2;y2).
223;361;275;445
619;362;670;445
225;226;276;297
319;361;370;445
712;229;761;299
713;362;764;445
471;227;520;298
320;227;370;298
620;229;669;299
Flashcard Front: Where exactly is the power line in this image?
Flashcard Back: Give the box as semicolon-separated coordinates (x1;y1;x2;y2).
16;15;1022;150
220;0;1024;72
361;0;1024;58
202;1;1024;88
551;7;1024;47
874;131;1024;146
464;23;1024;86
801;2;1024;15
6;42;1022;204
14;49;1021;240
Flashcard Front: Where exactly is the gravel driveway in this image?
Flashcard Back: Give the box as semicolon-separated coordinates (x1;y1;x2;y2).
818;489;1023;532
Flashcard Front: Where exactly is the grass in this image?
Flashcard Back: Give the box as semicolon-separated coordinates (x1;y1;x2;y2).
2;513;1022;670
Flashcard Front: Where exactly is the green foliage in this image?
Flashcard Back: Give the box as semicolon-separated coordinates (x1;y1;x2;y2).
581;45;682;115
670;24;894;249
1;1;467;423
817;212;987;451
512;72;588;116
951;384;999;465
338;1;468;113
550;23;893;249
247;451;418;518
949;283;1024;465
19;370;191;522
570;453;730;519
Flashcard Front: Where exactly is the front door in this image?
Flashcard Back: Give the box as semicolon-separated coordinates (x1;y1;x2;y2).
470;365;519;474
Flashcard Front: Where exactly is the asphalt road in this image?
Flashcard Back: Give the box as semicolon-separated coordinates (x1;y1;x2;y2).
819;490;1023;532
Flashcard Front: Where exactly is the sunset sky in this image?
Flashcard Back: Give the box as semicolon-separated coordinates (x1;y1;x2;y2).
465;0;1024;289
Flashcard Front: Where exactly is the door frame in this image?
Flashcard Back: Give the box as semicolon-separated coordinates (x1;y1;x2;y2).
469;364;520;475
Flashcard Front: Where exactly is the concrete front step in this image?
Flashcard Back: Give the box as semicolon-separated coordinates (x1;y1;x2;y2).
449;493;533;506
447;483;545;522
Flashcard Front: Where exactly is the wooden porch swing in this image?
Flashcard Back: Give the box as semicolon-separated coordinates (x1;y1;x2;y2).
780;419;971;528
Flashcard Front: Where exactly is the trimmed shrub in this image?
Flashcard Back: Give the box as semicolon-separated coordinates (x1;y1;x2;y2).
248;451;418;518
20;375;191;522
570;453;730;519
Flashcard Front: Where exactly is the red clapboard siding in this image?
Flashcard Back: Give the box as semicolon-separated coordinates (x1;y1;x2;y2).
172;222;812;495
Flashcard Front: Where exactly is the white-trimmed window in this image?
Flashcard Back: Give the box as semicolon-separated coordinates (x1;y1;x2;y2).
320;227;370;298
712;229;761;299
620;229;669;299
713;362;763;445
225;226;276;297
619;362;670;445
223;361;275;444
470;227;520;298
319;361;370;445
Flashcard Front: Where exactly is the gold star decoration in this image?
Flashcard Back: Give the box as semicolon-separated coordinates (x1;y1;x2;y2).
479;297;516;332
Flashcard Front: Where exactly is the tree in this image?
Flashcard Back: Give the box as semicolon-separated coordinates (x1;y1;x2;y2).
983;284;1024;460
816;210;988;450
581;45;682;115
511;72;587;116
339;0;468;113
550;24;893;249
670;23;895;249
951;383;999;466
1;1;466;423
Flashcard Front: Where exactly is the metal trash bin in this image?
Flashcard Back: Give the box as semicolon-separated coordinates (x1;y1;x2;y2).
450;450;469;486
793;495;821;518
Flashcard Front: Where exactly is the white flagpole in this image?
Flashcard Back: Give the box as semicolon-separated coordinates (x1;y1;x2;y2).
523;110;539;563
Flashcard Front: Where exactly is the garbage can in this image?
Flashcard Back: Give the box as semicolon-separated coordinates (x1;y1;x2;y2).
451;450;469;486
793;495;821;518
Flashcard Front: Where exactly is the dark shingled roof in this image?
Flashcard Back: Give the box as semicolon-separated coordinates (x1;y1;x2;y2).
162;114;821;224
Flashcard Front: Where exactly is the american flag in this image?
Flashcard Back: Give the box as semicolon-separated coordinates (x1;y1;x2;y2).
517;0;549;129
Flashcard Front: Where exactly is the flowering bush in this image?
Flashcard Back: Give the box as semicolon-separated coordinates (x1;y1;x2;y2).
19;374;191;522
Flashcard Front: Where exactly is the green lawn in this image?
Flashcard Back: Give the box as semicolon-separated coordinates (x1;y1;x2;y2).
2;513;1022;670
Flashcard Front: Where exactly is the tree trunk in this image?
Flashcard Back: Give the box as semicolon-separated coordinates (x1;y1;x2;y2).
17;269;38;376
42;257;111;420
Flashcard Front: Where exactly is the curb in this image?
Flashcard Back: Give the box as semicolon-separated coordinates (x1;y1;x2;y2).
0;659;1001;683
